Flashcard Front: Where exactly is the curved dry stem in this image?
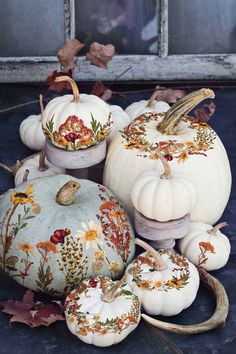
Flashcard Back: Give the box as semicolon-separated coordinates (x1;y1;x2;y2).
56;180;81;206
208;222;228;235
55;76;80;102
147;89;162;109
141;267;229;334
0;160;22;175
155;148;172;179
101;274;127;303
38;149;48;172
39;94;44;123
22;169;30;183
157;88;215;135
135;238;166;270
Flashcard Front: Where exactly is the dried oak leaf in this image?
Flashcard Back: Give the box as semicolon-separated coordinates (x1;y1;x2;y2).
91;81;113;101
86;42;115;69
1;289;65;327
194;102;216;123
153;86;186;104
46;70;72;92
57;39;85;71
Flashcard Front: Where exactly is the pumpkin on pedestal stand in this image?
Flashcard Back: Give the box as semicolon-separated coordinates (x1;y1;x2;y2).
42;76;112;179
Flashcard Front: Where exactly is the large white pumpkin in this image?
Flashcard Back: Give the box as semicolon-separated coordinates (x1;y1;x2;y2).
104;89;232;225
42;76;112;150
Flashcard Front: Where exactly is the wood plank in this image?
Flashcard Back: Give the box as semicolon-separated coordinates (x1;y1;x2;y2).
158;0;168;57
64;0;75;40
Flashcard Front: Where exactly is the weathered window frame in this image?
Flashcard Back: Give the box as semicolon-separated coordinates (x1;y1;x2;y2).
0;0;235;83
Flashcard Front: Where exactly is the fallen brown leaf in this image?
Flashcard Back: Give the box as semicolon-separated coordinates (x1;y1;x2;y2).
86;42;115;69
91;81;120;102
153;86;187;104
57;39;85;72
194;102;216;122
46;70;72;92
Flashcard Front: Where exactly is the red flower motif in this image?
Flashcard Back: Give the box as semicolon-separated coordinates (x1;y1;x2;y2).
89;278;97;288
164;153;173;161
50;228;71;245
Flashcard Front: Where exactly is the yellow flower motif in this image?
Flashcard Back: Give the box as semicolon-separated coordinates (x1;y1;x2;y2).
92;261;103;272
108;261;120;274
11;184;34;205
97;130;107;140
154;280;163;289
18;242;34;255
178;151;189;163
94;250;106;262
77;221;103;250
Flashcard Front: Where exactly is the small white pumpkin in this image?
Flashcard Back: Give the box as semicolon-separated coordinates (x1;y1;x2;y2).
126;248;199;316
65;275;141;347
19;113;45;151
107;105;131;145
178;222;230;271
125;90;170;120
14;150;65;186
131;153;197;222
42;76;112;150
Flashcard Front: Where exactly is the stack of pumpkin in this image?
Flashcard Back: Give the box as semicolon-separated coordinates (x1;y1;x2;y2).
0;78;231;347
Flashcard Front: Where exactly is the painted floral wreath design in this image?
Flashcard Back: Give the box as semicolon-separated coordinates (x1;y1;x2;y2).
121;112;216;163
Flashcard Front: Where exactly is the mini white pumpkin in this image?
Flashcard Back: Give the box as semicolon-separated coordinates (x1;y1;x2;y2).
107;105;131;145
65;275;141;347
125;90;170;120
42;76;112;150
178;222;230;271
126;247;199;316
19;113;45;151
14;150;65;186
131;152;197;221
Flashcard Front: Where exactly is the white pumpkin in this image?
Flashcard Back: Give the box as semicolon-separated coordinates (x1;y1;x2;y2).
14;150;65;186
65;275;141;347
107;105;131;145
131;153;197;221
104;89;232;225
19;114;45;151
125;90;170;120
42;76;112;150
126;250;199;316
178;222;230;271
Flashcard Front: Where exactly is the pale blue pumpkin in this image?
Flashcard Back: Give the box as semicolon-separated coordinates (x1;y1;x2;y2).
0;174;135;295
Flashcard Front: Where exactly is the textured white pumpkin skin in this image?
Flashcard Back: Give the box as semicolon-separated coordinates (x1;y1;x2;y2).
19;115;45;151
42;94;112;150
0;175;135;295
125;100;170;120
126;251;199;316
14;154;65;186
131;170;197;221
104;113;232;225
107;105;132;144
65;276;141;347
178;222;231;271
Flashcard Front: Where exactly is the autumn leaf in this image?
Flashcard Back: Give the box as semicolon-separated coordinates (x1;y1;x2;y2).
152;86;186;104
46;70;72;92
86;42;115;69
57;39;85;72
1;289;65;327
91;81;120;102
194;102;216;123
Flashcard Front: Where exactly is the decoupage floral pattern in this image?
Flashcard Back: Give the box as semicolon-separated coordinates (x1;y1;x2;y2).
121;112;216;163
127;250;190;291
198;241;216;267
43;113;112;150
65;276;140;337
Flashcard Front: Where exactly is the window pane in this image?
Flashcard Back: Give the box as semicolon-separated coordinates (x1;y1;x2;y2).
75;0;158;54
169;0;236;54
0;0;65;57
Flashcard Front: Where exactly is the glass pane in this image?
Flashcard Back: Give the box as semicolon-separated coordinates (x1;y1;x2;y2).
0;0;65;57
75;0;158;54
169;0;236;54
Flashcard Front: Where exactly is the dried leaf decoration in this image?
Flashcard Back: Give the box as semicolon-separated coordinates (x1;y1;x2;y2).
57;39;85;71
46;70;72;92
91;81;113;101
1;289;65;327
153;86;186;104
194;102;216;123
86;42;115;69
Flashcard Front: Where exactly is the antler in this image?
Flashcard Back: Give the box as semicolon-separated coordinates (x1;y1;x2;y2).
141;267;229;334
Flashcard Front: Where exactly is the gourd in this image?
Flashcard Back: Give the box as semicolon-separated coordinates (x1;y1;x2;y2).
104;89;232;224
125;90;170;120
14;150;65;186
178;222;230;271
0;174;135;295
126;245;200;316
107;105;131;145
42;76;112;150
19;114;45;151
131;152;197;221
65;275;141;347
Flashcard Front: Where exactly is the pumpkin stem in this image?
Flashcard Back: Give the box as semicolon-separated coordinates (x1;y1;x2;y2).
135;238;166;270
208;222;228;235
56;180;81;206
54;76;80;102
157;88;215;135
101;273;127;303
39;94;44;123
0;160;22;175
147;89;162;109
156;148;172;179
22;169;29;183
38;149;48;172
